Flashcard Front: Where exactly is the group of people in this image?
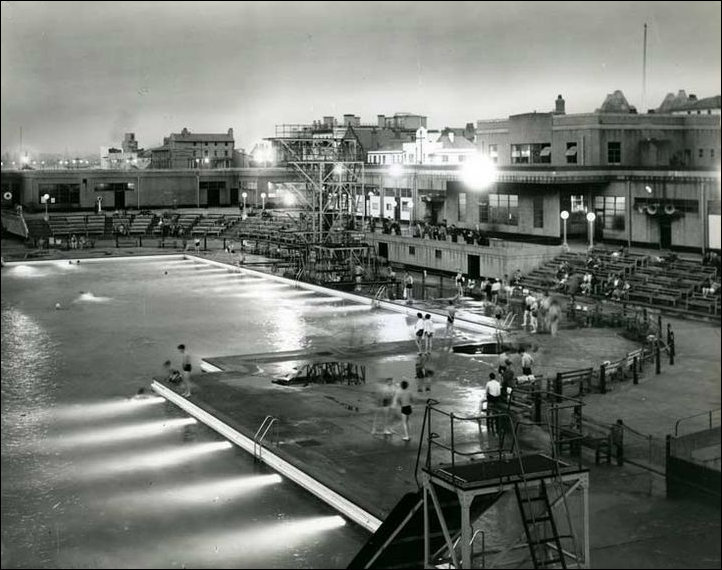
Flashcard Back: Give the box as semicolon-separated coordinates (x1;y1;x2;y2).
68;234;87;250
522;290;562;335
371;376;415;441
160;344;193;397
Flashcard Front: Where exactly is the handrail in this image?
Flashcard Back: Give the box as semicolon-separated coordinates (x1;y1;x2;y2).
674;408;721;437
253;415;278;459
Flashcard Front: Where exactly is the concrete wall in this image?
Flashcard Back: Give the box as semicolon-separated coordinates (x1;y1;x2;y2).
366;233;561;278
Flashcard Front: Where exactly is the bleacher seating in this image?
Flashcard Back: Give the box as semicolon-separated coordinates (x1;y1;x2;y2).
522;246;720;318
129;214;154;235
85;215;107;235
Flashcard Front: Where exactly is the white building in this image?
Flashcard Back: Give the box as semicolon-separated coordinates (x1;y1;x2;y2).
99;147;148;170
367;127;477;165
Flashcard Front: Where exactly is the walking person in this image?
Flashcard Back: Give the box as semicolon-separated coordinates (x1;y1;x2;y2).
445;300;457;341
415;352;430;392
403;271;414;304
392;380;413;441
423;313;434;353
372;377;395;435
413;312;425;352
520;346;534;377
177;344;193;397
529;298;539;334
522;291;535;329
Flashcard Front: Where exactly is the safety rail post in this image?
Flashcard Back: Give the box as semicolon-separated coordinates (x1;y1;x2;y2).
613;419;625;466
655;342;661;374
533;387;542;424
450;412;455;477
599;364;607;394
138;235;143;247
669;331;675;366
633;356;639;385
555;372;563;403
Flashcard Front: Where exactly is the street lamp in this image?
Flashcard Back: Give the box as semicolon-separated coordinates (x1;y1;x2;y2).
560;210;569;249
261;192;267;210
241;191;247;212
41;193;50;221
586;211;596;248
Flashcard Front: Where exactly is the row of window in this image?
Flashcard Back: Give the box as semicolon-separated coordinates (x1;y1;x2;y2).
479;194;519;226
193;150;229;158
38;184;80;205
593;196;626;231
191;142;230;147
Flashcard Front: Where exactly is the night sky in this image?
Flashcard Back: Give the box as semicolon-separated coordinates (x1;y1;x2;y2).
1;1;720;157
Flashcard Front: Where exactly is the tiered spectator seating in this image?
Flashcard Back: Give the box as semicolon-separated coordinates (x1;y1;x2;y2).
46;216;71;237
192;213;228;236
85;215;107;235
112;214;132;235
129;214;155;235
64;214;87;236
176;213;200;236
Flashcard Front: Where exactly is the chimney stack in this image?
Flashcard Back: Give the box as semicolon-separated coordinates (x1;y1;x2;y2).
555;95;566;115
377;114;386;128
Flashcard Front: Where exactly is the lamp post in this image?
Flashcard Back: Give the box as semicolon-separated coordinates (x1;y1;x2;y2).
560;210;569;249
241;191;247;218
586;211;596;248
41;193;50;221
261;192;267;210
195;158;201;208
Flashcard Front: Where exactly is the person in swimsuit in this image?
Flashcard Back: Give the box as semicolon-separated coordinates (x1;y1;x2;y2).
372;377;395;435
455;271;464;298
393;380;413;441
413;312;425;352
423;313;434;353
445;300;457;341
177;344;192;397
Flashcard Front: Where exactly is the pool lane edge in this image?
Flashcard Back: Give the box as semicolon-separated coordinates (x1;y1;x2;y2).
150;380;382;534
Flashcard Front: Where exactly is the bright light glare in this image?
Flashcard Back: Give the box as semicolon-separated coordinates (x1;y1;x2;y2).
56;418;197;447
388;163;403;178
53;397;165;421
81;441;233;477
461;155;497;190
586;212;596;222
103;474;282;511
560;210;569;220
283;191;295;206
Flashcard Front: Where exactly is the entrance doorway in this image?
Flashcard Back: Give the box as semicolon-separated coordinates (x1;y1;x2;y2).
467;254;480;279
114;190;125;210
378;242;389;261
207;187;220;207
659;217;672;249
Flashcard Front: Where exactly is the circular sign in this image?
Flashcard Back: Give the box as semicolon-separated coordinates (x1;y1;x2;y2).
3;192;12;200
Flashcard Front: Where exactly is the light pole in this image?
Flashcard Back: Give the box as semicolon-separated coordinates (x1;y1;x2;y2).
586;211;596;248
560;210;569;249
41;193;50;221
195;158;201;208
261;192;267;211
241;191;247;218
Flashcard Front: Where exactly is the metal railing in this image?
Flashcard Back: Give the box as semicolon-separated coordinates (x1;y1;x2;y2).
674;409;721;437
253;415;279;460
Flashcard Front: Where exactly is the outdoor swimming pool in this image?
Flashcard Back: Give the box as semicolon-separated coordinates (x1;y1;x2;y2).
1;256;444;568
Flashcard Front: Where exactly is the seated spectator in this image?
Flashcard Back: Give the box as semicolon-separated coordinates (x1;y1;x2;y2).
702;280;720;297
162;360;182;384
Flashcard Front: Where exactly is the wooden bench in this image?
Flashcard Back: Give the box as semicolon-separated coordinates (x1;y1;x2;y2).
559;424;612;464
552;368;594;398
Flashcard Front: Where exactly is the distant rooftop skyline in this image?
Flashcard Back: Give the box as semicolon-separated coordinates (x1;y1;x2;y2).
1;1;720;157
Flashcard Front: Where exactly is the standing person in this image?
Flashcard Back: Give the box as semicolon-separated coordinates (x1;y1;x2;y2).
529;297;539;334
392;380;413;441
372;377;395;435
455;270;464;298
522;291;535;329
194;237;201;254
70;234;78;250
404;271;414;304
501;359;516;399
549;298;562;337
413;312;425;352
491;278;501;304
520;346;534;376
177;344;192;397
423;313;434;353
481;373;502;435
445;300;457;340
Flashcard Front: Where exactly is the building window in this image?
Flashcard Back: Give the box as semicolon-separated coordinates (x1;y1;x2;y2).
698;148;705;158
565;142;578;164
435;249;442;259
479;200;489;223
224;150;229;157
458;155;465;162
442;155;449;163
193;142;197;147
533;196;544;228
457;192;467;222
488;194;519;226
409;246;415;255
39;184;80;205
204;150;209;157
571;195;586;212
607;142;621;164
511;143;551;164
488;144;498;164
711;149;716;159
594;196;626;231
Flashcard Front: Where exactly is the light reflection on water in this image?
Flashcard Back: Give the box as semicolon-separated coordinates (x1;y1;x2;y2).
3;258;426;568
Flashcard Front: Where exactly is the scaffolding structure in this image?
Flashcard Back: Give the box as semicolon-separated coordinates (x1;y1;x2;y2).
265;124;376;285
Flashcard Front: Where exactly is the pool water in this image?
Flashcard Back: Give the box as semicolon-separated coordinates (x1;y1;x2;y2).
1;257;430;568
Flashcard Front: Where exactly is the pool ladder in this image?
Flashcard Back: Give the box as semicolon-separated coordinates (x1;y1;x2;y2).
253;415;279;461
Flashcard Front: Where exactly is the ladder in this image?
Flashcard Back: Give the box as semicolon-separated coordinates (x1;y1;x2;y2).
253;415;278;461
511;416;582;569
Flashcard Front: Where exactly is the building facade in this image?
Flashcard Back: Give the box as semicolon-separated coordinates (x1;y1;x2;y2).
150;128;235;169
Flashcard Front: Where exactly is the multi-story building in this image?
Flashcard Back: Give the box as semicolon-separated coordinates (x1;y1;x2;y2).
367;126;477;165
150;128;235;169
